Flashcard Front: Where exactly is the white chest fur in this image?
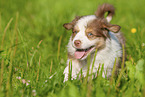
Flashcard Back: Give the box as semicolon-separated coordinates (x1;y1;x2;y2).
63;31;122;82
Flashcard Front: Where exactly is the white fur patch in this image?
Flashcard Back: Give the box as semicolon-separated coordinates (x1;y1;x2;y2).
106;16;112;22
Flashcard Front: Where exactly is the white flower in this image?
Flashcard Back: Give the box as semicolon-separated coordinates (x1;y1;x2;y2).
32;90;36;92
14;68;18;71
49;72;57;79
26;82;29;86
22;79;26;84
16;76;21;79
142;43;145;47
32;90;36;96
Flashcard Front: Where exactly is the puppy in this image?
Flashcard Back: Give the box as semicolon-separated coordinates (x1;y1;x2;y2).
63;3;125;82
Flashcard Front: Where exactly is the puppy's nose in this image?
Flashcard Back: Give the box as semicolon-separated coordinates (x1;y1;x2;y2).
74;40;81;47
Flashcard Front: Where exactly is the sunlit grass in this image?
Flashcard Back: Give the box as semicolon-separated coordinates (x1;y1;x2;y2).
0;0;145;96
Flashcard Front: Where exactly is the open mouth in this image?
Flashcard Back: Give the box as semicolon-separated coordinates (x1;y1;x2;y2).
74;46;95;59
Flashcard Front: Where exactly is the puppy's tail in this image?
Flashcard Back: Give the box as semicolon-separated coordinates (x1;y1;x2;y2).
95;3;115;22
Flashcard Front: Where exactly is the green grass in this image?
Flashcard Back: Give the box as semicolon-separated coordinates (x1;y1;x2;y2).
0;0;145;96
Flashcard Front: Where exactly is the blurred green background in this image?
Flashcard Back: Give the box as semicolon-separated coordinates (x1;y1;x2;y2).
0;0;145;96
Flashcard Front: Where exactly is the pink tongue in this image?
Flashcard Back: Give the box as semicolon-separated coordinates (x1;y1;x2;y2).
74;51;85;59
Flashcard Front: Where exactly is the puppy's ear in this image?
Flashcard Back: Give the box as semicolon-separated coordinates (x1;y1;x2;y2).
103;24;121;33
63;23;73;30
107;25;121;33
63;16;82;30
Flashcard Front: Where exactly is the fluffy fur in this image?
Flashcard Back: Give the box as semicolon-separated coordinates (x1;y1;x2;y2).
63;3;125;82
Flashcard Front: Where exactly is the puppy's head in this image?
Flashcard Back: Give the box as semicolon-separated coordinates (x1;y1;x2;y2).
63;4;121;60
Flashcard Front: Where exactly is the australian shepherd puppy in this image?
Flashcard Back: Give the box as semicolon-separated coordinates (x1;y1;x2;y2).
63;3;125;82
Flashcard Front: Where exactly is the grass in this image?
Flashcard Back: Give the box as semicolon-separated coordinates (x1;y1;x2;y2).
0;0;145;96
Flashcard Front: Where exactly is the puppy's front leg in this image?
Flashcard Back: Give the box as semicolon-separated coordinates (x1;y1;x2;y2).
63;60;79;82
63;66;69;82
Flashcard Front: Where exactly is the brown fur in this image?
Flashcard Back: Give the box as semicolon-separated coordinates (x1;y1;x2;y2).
95;3;115;18
86;18;120;40
86;19;110;39
71;26;80;40
63;16;82;30
95;38;106;50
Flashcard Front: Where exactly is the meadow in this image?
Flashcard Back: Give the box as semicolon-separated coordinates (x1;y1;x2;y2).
0;0;145;96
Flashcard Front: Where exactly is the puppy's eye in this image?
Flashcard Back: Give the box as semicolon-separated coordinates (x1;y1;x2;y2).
73;31;78;34
74;31;77;34
88;33;93;36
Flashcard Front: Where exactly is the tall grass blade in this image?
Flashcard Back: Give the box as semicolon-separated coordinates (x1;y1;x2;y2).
1;18;13;49
13;12;19;57
115;67;126;91
121;44;125;69
50;60;53;74
36;56;41;83
80;68;83;83
91;49;97;79
57;35;62;60
85;54;91;84
30;40;43;67
107;58;117;96
17;29;29;68
6;53;14;97
30;49;37;67
68;60;72;81
0;12;2;32
0;59;4;89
